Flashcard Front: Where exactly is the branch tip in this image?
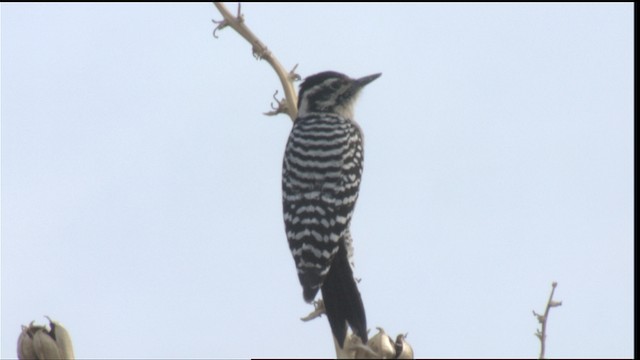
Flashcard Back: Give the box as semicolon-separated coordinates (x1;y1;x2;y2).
236;3;242;20
289;64;302;82
534;282;562;359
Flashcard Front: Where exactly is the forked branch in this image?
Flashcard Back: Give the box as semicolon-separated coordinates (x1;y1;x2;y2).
213;2;299;120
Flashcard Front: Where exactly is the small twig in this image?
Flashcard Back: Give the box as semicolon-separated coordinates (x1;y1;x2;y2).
533;282;562;359
300;299;325;322
264;90;287;116
212;2;299;120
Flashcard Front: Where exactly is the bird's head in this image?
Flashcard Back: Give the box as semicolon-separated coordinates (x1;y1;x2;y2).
297;71;381;119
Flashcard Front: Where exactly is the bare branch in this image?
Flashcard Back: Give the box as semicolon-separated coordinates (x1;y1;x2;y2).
212;2;299;120
533;282;562;359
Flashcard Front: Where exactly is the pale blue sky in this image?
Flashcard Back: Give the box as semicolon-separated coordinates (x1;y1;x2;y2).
1;3;634;358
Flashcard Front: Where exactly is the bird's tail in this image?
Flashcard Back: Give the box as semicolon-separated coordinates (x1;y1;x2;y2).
321;242;368;348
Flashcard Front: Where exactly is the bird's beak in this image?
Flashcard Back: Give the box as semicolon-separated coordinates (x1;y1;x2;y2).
355;73;382;88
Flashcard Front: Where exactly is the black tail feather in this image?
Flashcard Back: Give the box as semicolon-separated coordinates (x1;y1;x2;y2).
321;242;367;348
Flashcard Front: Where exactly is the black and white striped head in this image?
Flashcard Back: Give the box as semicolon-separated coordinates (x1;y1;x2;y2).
297;71;381;119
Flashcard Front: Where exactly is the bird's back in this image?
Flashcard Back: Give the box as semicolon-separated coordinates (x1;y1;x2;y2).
282;113;364;301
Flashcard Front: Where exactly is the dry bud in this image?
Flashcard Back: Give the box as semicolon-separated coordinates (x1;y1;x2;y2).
394;333;414;359
17;317;74;360
367;327;396;359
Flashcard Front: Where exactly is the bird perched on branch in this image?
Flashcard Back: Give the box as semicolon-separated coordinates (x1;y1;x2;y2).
282;70;381;348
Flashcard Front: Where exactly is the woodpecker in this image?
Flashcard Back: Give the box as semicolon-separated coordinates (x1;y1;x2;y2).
282;71;381;348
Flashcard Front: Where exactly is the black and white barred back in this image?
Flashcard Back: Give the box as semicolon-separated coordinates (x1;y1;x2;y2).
283;112;363;297
282;71;380;348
